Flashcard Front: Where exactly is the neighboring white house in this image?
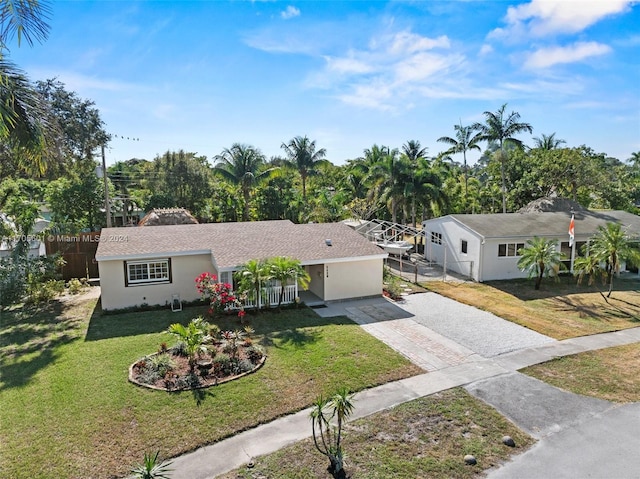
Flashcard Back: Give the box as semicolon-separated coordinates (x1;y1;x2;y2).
423;210;640;282
0;214;50;258
95;220;388;310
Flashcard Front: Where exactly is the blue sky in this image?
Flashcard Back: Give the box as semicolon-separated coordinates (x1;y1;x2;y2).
8;0;640;166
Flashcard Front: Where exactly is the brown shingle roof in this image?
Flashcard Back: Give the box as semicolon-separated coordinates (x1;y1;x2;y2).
96;220;386;267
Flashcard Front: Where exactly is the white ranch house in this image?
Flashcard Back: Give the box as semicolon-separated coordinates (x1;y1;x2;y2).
423;210;640;282
95;220;387;311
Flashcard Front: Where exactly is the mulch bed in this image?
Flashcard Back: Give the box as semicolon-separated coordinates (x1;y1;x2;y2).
129;341;266;391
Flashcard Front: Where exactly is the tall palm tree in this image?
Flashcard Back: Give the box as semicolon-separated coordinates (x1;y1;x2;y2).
532;132;566;151
0;0;51;49
474;104;533;213
517;237;565;290
437;122;482;204
589;222;640;297
0;1;58;176
214;143;274;221
402;140;430;227
365;146;406;223
281;135;327;200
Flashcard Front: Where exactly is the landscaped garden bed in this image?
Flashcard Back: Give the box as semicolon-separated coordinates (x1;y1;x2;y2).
129;322;266;391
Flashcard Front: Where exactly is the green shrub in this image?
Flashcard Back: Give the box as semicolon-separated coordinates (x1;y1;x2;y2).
236;359;254;374
245;346;264;364
149;354;176;378
212;353;231;376
67;278;87;295
27;279;65;304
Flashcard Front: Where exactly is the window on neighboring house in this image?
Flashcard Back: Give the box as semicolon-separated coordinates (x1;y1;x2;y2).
430;232;442;245
461;239;468;254
498;243;525;257
125;259;171;286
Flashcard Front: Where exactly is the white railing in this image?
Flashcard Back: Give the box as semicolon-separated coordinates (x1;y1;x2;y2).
240;283;298;309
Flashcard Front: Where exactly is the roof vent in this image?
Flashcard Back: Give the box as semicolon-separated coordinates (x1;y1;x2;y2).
325;239;332;246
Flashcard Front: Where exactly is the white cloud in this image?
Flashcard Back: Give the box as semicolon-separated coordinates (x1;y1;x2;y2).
524;41;612;69
491;0;633;39
479;44;494;56
281;5;300;20
324;55;375;74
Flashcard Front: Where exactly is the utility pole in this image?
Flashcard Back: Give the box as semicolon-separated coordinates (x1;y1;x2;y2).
102;144;112;228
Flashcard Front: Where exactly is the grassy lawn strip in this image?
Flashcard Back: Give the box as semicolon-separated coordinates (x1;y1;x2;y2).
424;277;640;340
522;343;640;403
221;388;534;479
0;294;422;479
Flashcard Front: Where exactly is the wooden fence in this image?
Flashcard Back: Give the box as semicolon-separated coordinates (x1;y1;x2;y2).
45;233;100;280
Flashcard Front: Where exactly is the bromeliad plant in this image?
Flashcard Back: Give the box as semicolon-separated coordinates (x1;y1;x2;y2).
195;272;243;317
310;387;355;477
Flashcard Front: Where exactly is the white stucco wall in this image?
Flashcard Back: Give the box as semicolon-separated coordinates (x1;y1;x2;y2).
323;258;383;301
423;217;482;281
306;264;325;299
99;253;214;310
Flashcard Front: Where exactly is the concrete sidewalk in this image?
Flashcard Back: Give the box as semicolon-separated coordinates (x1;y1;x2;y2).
166;326;640;479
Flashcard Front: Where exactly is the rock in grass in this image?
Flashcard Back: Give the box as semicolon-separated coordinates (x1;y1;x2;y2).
502;435;516;447
464;454;477;465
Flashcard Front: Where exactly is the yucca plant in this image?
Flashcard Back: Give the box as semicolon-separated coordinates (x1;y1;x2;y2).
310;387;355;476
131;451;172;479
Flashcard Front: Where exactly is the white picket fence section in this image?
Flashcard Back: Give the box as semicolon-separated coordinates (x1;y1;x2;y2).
241;284;298;309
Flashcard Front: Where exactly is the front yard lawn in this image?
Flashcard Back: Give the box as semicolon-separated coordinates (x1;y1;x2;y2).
0;292;422;479
221;388;535;479
424;275;640;339
522;343;640;403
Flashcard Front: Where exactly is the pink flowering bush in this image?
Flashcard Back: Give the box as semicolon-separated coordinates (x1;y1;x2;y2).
195;272;244;318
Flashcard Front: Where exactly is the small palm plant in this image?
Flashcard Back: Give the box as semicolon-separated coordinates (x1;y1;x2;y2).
310;387;355;476
131;451;172;479
267;256;311;309
517;237;566;290
167;317;212;372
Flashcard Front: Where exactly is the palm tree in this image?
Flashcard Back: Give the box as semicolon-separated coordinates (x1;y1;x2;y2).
517;237;565;290
236;258;271;310
589;222;640;297
573;253;606;287
0;0;51;49
474;104;533;213
167;317;211;372
532;132;566;151
0;2;59;176
437;122;482;204
267;256;310;309
214;143;274;221
365;146;406;223
281;135;327;200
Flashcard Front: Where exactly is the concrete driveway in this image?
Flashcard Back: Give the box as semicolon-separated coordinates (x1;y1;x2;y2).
315;292;555;371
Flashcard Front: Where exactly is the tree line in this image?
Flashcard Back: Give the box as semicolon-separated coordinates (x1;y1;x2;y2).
1;2;639;236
